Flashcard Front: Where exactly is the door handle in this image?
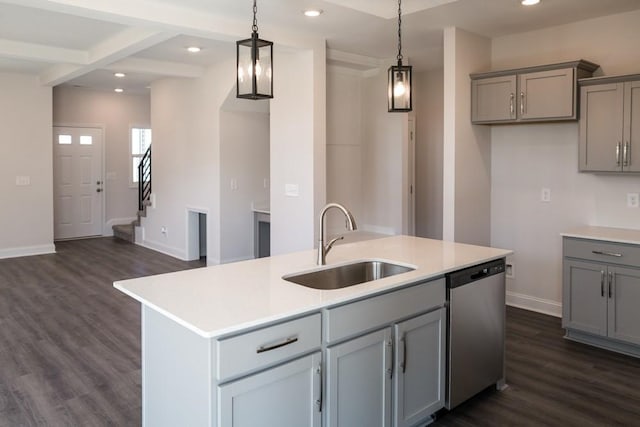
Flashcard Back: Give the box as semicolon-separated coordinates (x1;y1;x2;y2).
96;180;102;185
96;188;102;193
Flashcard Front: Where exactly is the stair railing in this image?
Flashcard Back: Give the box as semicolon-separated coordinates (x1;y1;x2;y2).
138;145;152;212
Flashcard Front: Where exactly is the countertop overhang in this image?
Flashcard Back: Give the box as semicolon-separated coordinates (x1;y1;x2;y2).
561;226;640;245
114;236;512;339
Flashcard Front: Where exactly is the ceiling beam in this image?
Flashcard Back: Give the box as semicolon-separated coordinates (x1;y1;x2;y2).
105;57;204;79
0;38;86;64
39;27;175;86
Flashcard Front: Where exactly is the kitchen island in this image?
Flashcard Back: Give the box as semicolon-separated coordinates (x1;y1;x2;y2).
115;235;511;427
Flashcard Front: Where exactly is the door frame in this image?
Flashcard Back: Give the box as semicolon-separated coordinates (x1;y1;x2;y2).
53;122;107;236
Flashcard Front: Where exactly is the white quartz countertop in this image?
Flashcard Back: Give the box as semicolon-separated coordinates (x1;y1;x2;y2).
561;226;640;245
114;236;512;339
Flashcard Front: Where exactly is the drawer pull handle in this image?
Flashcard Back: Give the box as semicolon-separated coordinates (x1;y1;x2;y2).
256;336;298;353
592;250;622;258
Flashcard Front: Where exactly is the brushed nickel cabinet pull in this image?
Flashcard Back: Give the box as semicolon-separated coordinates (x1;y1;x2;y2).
600;270;605;297
510;93;515;117
401;334;407;374
624;141;630;167
608;271;613;299
616;142;621;166
592;250;622;257
256;336;298;353
520;92;525;115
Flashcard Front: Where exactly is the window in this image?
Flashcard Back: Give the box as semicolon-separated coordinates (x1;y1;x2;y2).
58;134;72;145
130;127;152;186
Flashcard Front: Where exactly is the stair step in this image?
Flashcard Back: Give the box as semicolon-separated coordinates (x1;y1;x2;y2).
113;223;135;243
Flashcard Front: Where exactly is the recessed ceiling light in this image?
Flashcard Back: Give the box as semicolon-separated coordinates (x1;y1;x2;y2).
114;88;124;93
304;9;323;17
521;0;540;5
187;46;201;53
114;72;126;78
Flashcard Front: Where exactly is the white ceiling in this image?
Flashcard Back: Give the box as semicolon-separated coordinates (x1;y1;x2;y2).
1;0;639;94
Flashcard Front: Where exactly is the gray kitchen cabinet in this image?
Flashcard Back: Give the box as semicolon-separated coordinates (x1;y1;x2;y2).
325;328;393;427
471;60;599;125
579;76;640;173
562;237;640;356
393;309;445;427
218;352;322;427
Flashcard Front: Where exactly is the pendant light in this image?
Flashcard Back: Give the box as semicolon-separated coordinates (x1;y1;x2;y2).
388;0;412;112
237;0;273;99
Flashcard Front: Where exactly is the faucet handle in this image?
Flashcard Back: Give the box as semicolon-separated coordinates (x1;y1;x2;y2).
325;236;344;252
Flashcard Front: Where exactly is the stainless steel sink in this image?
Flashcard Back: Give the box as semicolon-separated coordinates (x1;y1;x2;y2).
283;260;415;290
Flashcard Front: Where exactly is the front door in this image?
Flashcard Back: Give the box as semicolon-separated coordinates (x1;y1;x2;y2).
53;126;104;239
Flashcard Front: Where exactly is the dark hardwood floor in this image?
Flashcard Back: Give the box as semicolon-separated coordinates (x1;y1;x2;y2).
1;239;639;426
0;238;204;426
433;307;640;427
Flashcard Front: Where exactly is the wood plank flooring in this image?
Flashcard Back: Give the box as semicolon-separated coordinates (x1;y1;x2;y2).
0;238;204;426
1;238;640;426
433;307;640;426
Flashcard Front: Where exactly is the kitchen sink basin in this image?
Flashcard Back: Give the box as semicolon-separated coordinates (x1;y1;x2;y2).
283;260;415;290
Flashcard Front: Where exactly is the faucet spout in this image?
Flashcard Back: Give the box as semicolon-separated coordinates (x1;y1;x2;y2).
317;203;357;266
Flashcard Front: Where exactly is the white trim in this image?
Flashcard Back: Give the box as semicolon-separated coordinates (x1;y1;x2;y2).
0;244;56;260
104;217;137;236
136;238;186;261
506;291;562;318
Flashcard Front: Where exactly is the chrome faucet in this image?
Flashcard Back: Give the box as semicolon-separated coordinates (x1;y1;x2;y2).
317;203;357;265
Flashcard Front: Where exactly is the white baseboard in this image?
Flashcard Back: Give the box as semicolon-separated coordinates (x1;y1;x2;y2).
506;291;562;318
0;243;56;260
104;217;137;236
137;239;186;261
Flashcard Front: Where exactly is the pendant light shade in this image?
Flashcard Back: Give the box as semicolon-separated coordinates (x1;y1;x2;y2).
388;0;412;112
237;0;273;100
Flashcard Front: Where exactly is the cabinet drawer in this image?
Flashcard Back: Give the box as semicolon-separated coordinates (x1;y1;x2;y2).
564;237;640;266
324;279;445;344
216;313;321;382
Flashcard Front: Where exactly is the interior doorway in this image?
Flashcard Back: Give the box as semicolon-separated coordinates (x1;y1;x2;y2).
187;208;208;262
53;126;104;240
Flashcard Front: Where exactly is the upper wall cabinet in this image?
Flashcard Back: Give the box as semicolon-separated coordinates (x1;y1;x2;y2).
470;60;600;125
579;75;640;173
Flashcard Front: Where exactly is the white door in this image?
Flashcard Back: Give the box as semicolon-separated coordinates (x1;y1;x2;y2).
53;126;104;239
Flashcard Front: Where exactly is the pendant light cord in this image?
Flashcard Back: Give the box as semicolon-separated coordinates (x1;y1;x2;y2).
252;0;258;33
397;0;403;63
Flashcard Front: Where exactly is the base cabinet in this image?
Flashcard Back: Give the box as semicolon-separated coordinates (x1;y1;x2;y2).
563;236;640;355
218;353;322;427
326;328;393;427
394;310;445;427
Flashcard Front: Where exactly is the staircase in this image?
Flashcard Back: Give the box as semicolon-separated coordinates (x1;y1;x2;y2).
113;145;151;243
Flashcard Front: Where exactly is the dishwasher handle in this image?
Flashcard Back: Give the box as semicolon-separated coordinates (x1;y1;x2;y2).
470;268;489;280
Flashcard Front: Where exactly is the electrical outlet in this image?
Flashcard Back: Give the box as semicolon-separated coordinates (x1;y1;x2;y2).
161;226;168;236
15;175;30;186
627;193;639;208
506;263;515;279
541;188;551;203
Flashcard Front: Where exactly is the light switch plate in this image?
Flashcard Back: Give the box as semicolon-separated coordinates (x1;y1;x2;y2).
627;193;639;208
15;175;30;186
285;184;299;197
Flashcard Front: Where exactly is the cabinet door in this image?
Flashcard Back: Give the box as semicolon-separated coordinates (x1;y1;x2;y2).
579;83;625;172
471;75;517;123
326;328;392;427
218;352;321;427
518;68;575;120
607;266;640;345
562;259;608;336
623;80;640;172
393;309;445;427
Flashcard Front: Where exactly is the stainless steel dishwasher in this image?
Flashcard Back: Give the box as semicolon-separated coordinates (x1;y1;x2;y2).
445;258;506;410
